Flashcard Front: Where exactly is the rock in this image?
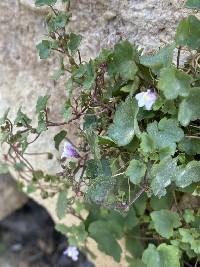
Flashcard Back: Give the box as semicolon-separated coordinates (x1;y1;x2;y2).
0;199;95;267
103;11;117;21
0;173;27;220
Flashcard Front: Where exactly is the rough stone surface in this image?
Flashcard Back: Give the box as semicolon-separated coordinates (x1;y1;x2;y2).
0;1;196;266
0;173;27;220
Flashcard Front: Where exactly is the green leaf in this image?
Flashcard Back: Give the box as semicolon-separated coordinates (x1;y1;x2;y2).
174;160;200;188
127;258;146;267
126;239;145;259
26;183;37;194
150;157;177;197
183;209;195;223
185;0;200;9
140;132;155;153
108;97;139;146
175;15;200;49
140;43;175;74
36;40;51;59
142;244;180;267
65;78;73;96
0;163;9;174
147;118;184;156
36;112;47;133
86;175;116;205
53;57;65;81
118;60;138;81
150;191;173;210
68;33;82;55
151;210;181;238
0;108;10;125
179;228;200;254
178;137;200;155
56;191;68;219
126;159;146;185
35;0;57;6
85;159;99;179
14;108;31;126
83;112;97;130
178;87;200;126
48;12;70;32
85;130;101;160
89;220;122;262
56;223;88;246
55;223;68;235
54;130;67;150
109;40;138;81
124;208;139;230
14;162;26;171
158;66;192;100
36;95;50;113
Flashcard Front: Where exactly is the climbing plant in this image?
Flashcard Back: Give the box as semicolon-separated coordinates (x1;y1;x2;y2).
0;0;200;266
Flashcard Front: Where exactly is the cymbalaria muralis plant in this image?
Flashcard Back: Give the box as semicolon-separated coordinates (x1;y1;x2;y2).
1;0;200;266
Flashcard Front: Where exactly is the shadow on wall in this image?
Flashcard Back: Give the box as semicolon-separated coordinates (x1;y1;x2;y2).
0;198;94;267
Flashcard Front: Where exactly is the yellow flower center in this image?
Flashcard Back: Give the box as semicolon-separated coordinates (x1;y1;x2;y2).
144;94;150;101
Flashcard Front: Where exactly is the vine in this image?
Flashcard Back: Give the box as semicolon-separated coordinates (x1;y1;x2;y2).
0;0;200;266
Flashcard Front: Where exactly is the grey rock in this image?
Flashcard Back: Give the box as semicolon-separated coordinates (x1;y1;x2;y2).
0;173;27;220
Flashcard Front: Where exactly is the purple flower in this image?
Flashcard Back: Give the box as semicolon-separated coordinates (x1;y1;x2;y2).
61;141;80;159
135;89;157;110
63;246;79;261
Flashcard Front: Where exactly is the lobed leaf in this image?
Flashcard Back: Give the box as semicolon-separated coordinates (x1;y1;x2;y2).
150;157;177;197
140;43;175;74
151;210;181;239
142;244;180;267
185;0;200;9
158;66;192;100
89;220;122;262
56;190;68;219
178;87;200;126
126;159;146;185
108;97;139;146
174;160;200;188
176;15;200;49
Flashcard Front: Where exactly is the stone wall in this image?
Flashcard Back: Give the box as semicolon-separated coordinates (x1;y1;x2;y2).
0;0;193;266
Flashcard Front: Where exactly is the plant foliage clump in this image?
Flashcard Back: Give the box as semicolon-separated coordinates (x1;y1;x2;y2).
0;0;200;266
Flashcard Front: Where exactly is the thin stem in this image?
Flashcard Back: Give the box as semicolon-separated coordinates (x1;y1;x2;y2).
78;49;82;64
11;145;34;171
24;152;50;156
112;172;125;177
185;135;200;139
123;187;145;211
27;133;41;145
172;191;183;219
177;46;181;69
50;5;58;16
52;48;65;54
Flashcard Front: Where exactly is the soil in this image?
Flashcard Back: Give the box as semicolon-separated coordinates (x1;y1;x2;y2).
0;199;94;267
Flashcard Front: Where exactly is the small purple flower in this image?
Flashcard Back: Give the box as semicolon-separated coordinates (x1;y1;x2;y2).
63;246;79;261
61;141;80;159
135;89;157;110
